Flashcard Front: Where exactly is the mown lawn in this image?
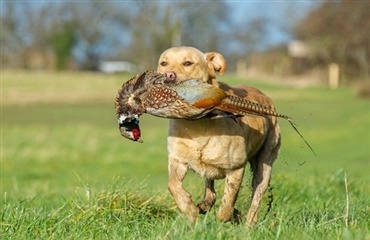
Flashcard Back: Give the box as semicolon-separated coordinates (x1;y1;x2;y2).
1;70;369;239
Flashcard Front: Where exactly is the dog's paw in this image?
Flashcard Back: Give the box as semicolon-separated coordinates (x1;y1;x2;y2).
216;208;243;224
231;208;243;225
197;200;214;214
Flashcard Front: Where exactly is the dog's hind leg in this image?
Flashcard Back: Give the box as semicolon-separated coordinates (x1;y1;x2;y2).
197;179;216;214
246;125;281;226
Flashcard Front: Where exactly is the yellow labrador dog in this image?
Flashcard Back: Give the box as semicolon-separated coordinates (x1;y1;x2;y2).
157;46;281;226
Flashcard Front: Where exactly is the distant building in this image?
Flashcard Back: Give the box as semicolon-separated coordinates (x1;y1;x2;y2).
287;40;312;58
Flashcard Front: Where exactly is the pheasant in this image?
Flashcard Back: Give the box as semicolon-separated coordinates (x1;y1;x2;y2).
115;70;314;153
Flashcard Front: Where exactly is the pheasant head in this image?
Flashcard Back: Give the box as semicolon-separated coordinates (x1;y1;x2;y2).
115;72;151;142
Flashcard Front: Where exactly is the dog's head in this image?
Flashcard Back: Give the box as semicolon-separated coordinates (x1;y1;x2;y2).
157;46;226;84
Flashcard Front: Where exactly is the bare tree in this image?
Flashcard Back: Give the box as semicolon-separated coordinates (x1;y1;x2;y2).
177;2;230;52
295;0;370;81
1;1;131;70
121;2;230;70
67;1;130;70
3;1;300;72
121;2;174;70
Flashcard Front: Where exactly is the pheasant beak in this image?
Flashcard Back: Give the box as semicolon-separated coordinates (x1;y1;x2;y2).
118;114;143;143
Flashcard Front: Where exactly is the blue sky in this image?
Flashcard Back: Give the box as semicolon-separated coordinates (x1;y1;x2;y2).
226;1;318;46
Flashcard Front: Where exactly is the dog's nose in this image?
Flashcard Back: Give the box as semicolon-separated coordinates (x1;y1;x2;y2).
164;71;176;81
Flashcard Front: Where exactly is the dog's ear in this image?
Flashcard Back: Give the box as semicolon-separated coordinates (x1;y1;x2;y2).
205;52;227;75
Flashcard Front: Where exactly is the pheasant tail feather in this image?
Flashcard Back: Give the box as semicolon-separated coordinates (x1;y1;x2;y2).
219;95;291;120
218;95;316;155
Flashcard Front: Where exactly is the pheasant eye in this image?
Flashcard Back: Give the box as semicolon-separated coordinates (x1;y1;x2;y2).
183;61;193;66
160;61;167;66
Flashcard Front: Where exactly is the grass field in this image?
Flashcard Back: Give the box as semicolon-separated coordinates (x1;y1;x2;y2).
1;70;369;239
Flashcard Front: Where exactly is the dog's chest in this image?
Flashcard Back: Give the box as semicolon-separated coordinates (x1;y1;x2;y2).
168;118;262;178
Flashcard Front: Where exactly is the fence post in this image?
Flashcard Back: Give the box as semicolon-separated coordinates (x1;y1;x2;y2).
237;59;247;77
328;63;339;89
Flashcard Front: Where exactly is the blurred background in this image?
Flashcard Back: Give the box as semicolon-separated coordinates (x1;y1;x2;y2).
1;0;369;89
2;0;370;200
1;2;370;237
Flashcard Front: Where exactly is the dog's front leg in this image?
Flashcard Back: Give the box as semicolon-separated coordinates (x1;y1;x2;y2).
168;159;199;224
197;179;216;214
217;168;245;223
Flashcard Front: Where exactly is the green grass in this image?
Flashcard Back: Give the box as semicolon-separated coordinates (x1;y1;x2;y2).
1;70;369;239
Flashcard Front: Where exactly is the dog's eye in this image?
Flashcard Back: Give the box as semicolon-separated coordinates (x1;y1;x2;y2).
183;61;193;66
160;61;167;66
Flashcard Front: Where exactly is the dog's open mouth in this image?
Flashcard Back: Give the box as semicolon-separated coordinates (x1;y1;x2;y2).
118;114;143;143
